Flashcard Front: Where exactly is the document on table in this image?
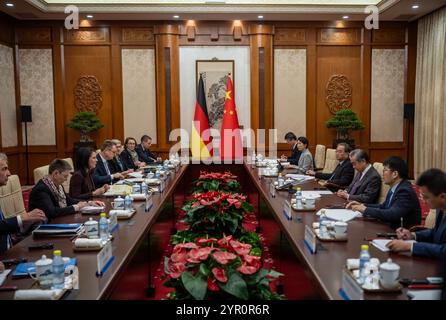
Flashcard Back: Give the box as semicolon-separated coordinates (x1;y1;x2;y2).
318;209;361;222
407;290;442;300
285;174;315;181
0;269;11;286
371;239;416;252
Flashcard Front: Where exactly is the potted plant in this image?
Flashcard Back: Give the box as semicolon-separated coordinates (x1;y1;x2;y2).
326;109;365;148
67;111;104;142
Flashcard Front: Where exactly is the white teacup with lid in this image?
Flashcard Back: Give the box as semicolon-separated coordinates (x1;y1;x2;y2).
379;258;400;289
85;217;99;239
113;196;125;210
31;255;53;289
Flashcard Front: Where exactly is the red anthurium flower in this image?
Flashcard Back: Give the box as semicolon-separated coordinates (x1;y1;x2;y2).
196;238;218;245
175;242;198;250
171;249;188;264
213;251;237;265
217;235;233;248
237;263;259;275
230;240;252;256
243;255;262;269
212;267;228;283
168;261;187;279
227;198;241;209
207;276;220;291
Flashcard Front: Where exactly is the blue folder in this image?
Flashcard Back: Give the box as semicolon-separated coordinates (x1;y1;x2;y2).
12;258;77;278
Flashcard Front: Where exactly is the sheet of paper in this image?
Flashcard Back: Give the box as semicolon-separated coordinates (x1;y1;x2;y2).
407;290;442;300
371;239;416;252
0;269;11;286
285;174;315;181
319;209;361;222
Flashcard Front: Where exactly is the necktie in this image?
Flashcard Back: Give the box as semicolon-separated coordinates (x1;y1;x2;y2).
104;160;111;175
383;189;394;209
329;163;341;181
0;208;14;250
349;173;362;195
117;158;123;171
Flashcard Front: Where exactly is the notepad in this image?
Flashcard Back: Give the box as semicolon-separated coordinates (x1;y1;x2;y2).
0;269;11;286
407;290;442;300
371;239;416;252
317;209;361;222
285;174;315;181
32;224;83;237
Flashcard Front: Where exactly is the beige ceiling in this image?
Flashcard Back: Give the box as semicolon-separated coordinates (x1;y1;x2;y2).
1;0;444;21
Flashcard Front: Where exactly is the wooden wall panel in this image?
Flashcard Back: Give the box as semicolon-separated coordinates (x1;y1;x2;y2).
315;46;363;147
0;13;14;46
63;46;113;152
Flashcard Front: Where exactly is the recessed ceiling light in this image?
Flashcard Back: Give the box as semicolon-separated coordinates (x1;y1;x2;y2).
173;15;180;19
86;15;94;19
343;15;349;19
412;5;419;9
258;15;264;19
6;3;14;7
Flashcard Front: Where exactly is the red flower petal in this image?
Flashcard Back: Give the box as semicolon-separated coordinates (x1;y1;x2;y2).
213;251;237;265
212;267;228;283
207;276;220;291
237;263;259;275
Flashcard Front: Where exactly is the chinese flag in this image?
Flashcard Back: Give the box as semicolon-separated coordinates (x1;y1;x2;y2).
191;74;213;160
220;77;243;161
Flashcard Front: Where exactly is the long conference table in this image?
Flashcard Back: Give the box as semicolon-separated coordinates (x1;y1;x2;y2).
0;162;443;300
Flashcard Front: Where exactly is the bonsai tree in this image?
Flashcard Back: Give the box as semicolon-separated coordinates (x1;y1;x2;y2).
67;111;104;142
326;109;365;140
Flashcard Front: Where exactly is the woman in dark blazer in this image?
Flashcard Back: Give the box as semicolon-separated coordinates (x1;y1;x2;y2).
69;147;109;200
120;137;145;170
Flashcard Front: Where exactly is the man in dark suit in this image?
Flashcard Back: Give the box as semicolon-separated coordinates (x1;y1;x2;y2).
0;153;47;254
337;149;381;204
280;132;301;166
111;139;135;173
347;156;421;229
29;159;99;221
307;142;354;189
136;135;161;164
93;140;125;188
386;168;446;259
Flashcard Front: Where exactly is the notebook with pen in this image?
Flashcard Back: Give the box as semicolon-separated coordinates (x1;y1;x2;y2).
12;258;77;279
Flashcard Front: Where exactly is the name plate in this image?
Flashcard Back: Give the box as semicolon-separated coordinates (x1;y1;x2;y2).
96;241;114;277
304;225;317;254
283;200;292;220
108;211;118;233
145;193;154;212
340;268;364;300
269;182;276;198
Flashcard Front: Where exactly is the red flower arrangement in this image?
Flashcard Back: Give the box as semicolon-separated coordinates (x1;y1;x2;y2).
192;171;241;193
164;235;284;300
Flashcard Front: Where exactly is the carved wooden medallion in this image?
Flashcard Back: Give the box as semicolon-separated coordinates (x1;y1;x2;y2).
74;75;103;112
325;75;352;114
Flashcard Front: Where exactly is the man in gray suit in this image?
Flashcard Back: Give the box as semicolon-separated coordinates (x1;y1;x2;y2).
337;149;381;204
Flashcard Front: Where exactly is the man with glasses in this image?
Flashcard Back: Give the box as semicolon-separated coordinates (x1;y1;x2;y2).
337;149;381;204
385;168;446;259
93;140;125;188
347;156;421;229
306;143;354;189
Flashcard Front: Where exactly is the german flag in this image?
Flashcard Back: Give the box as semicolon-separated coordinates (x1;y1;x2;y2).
191;74;213;159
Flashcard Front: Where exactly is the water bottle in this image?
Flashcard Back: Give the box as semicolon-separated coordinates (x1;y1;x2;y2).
295;187;303;209
155;170;160;179
319;209;328;238
124;193;132;210
359;244;371;284
52;250;65;289
141;182;148;195
99;213;109;242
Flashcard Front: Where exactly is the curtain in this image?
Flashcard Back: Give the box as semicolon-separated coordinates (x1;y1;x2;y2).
414;6;446;177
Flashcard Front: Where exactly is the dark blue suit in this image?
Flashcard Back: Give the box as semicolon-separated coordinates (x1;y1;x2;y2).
92;154;118;188
288;144;302;166
136;144;158;164
413;210;446;259
0;208;19;254
364;179;421;229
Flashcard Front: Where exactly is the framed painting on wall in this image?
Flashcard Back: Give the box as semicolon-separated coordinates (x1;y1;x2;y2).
196;59;235;131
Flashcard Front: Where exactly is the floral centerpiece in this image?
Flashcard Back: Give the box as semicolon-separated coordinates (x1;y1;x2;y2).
164;235;284;300
192;171;241;193
180;191;253;237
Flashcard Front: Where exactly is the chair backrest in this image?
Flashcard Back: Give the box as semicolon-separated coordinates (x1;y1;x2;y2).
411;183;433;227
33;158;74;193
314;144;326;170
0;175;26;218
322;148;338;173
424;209;437;229
372;162;390;204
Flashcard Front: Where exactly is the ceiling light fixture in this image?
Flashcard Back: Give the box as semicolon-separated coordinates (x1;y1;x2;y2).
173;15;180;19
258;15;264;19
343;15;349;19
6;3;14;7
86;15;94;19
412;5;419;9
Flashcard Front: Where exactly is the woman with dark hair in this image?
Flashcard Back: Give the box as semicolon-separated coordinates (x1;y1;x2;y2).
69;147;109;200
285;136;313;174
120;137;146;169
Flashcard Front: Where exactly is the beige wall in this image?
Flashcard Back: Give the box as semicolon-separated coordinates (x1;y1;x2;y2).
274;49;307;141
0;44;17;148
371;49;405;142
122;49;157;143
19;48;56;146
